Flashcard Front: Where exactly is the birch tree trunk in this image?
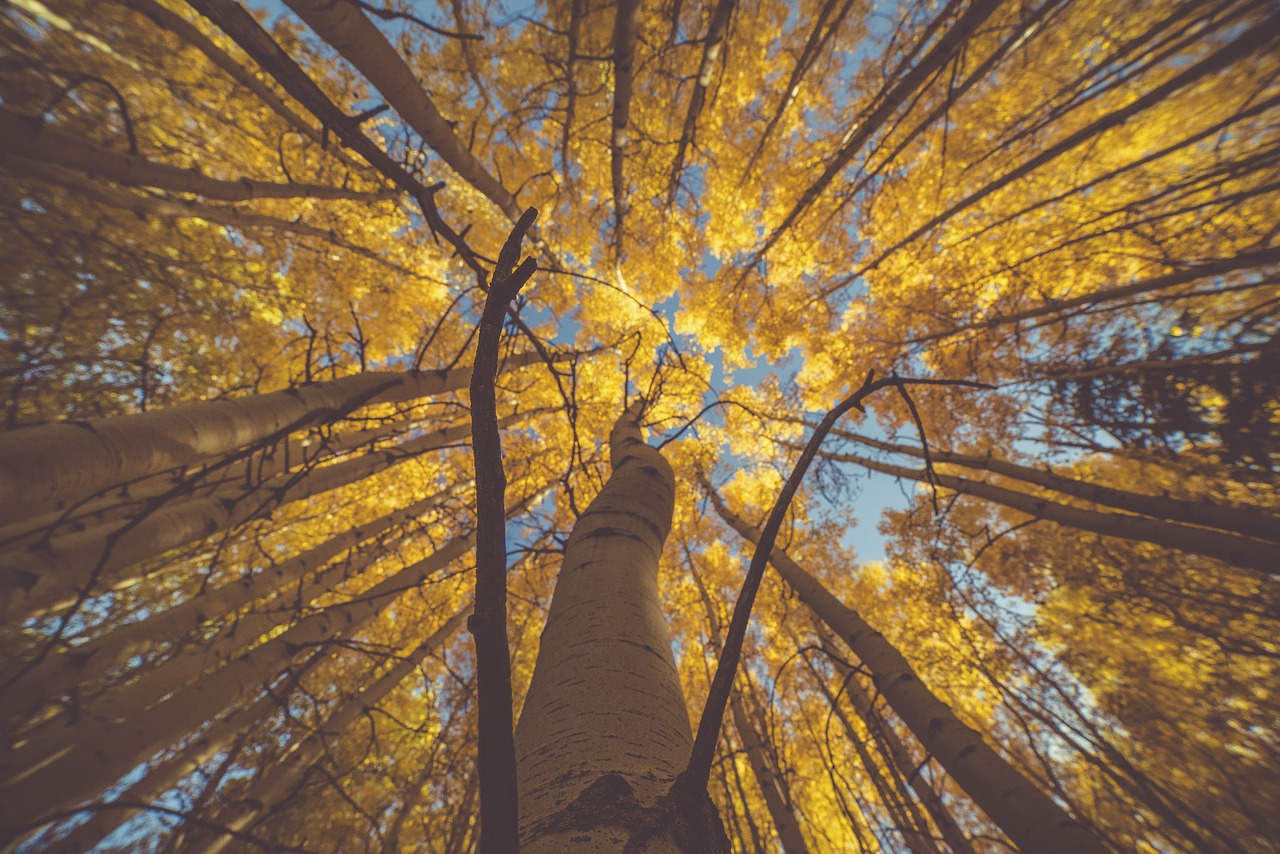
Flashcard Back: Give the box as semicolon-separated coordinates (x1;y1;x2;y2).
0;480;469;722
42;657;322;854
727;692;813;854
827;429;1280;543
822;450;1280;575
0;523;485;839
0;350;546;523
812;626;977;854
513;403;699;852
2;412;527;620
709;490;1106;854
193;607;470;854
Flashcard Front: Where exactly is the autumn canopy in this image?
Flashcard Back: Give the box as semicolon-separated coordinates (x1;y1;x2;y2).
0;0;1276;850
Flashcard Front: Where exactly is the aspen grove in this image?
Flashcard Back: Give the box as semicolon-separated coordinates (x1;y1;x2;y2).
0;0;1277;851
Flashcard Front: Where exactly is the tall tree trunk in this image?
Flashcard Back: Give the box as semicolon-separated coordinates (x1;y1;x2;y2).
812;625;977;854
826;428;1280;543
0;514;496;839
0;408;436;549
728;692;813;853
0;108;389;202
689;547;810;853
193;607;470;854
513;403;699;851
801;653;941;854
0;350;547;523
0;480;468;722
41;656;322;854
281;0;524;225
709;489;1106;854
819;450;1280;575
2;411;529;621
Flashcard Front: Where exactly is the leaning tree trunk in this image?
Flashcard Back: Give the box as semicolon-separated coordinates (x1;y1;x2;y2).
2;411;529;621
193;607;470;854
42;655;323;854
811;624;978;854
0;480;470;723
709;490;1107;854
0;522;487;841
514;402;705;851
0;351;549;523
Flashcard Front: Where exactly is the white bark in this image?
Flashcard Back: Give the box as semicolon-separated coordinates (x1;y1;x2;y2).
514;403;691;851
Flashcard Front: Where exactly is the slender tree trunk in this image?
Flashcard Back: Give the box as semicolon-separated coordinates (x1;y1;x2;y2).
609;0;642;259
0;480;468;722
0;350;547;522
802;654;940;854
0;108;389;202
0;409;441;552
444;771;480;854
820;450;1280;575
281;0;524;225
41;656;321;854
108;0;370;172
728;692;813;853
690;552;810;853
828;428;1280;543
513;403;699;851
667;0;735;202
709;490;1106;854
2;411;529;621
0;483;460;727
193;608;470;854
0;515;494;839
812;627;977;854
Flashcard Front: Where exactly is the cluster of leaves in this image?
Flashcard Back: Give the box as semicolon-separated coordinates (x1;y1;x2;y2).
0;0;1276;850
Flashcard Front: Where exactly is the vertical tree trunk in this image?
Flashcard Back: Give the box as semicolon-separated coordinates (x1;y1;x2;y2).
689;547;810;854
709;490;1107;854
728;692;814;853
802;655;940;854
513;403;697;851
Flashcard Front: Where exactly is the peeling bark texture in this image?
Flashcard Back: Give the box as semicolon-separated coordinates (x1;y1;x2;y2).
0;349;547;523
515;402;713;852
709;491;1107;854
